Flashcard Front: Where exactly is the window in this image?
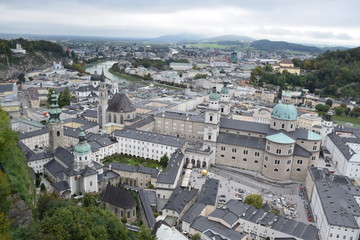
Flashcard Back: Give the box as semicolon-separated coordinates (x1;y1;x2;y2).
276;149;282;154
90;181;92;186
232;156;236;160
254;160;258;163
57;131;60;137
232;148;237;153
243;150;248;154
210;116;213;121
267;146;270;151
208;135;211;140
288;149;292;154
265;156;268;161
291;124;293;128
275;160;280;165
264;165;267;168
297;159;303;164
312;156;316;160
287;160;291;165
286;168;290;172
273;122;276;126
127;211;130;218
281;124;285;128
274;169;278;172
221;154;224;157
296;168;301;172
255;152;260;156
115;208;118;214
221;146;226;151
313;146;317;151
243;158;247;162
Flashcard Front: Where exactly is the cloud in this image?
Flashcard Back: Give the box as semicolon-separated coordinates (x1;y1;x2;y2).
0;0;359;45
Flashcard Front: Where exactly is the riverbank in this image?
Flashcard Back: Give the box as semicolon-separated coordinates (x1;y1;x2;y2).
109;67;183;91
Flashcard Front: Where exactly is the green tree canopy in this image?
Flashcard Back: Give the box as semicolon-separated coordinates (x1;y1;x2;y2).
315;104;330;113
14;195;131;240
160;154;169;168
325;99;333;107
244;194;263;209
137;225;157;240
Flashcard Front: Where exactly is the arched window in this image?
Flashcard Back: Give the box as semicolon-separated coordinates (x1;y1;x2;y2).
108;114;112;122
296;168;301;172
274;168;278;172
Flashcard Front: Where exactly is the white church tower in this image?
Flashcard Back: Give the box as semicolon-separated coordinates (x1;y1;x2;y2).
203;87;221;151
220;81;231;117
97;69;108;128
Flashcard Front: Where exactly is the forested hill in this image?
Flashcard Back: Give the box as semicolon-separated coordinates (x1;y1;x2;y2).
250;39;321;53
0;38;67;80
252;46;360;100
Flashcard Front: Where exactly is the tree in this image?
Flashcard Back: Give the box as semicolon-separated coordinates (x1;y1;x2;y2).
244;194;263;209
315;104;330;113
60;87;72;107
137;225;157;240
160;154;169;168
121;217;127;224
325;99;333;107
335;107;345;116
15;197;131;240
192;233;201;240
47;89;56;107
83;193;99;207
18;73;26;82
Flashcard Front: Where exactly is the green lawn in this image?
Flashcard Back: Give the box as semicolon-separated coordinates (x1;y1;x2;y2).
333;115;360;125
103;154;164;170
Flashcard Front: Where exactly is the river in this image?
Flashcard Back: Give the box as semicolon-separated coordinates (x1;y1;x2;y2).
85;60;129;84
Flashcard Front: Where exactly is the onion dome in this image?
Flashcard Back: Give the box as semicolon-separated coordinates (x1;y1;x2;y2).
209;87;220;101
74;129;91;155
220;82;229;94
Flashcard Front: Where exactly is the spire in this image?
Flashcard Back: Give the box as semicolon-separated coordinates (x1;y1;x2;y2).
101;67;105;82
48;92;62;124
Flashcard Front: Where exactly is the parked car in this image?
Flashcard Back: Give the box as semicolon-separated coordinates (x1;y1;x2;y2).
326;164;331;167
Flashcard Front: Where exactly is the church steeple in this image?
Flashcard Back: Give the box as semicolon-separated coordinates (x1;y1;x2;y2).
48;91;64;151
74;129;92;171
101;67;105;82
48;92;62;124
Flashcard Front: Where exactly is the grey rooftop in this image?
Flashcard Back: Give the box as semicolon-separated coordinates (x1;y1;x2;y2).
113;128;186;148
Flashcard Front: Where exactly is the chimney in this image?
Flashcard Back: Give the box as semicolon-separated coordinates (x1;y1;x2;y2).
109;164;112;171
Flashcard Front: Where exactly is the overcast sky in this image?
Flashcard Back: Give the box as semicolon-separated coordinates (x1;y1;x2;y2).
0;0;359;46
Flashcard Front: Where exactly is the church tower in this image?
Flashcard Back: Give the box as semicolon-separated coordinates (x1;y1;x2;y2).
48;92;64;151
97;69;108;128
321;110;334;146
220;81;231;117
203;87;221;148
73;129;93;171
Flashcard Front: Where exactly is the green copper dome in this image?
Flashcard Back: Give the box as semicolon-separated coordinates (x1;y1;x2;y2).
220;82;229;94
209;87;220;101
74;129;91;155
271;103;298;121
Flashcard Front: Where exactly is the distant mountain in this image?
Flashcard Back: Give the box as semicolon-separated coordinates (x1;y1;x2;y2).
251;39;322;53
147;33;204;43
201;35;254;42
